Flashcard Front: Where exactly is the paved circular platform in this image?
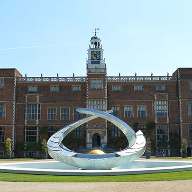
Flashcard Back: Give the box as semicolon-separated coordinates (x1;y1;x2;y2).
0;160;192;176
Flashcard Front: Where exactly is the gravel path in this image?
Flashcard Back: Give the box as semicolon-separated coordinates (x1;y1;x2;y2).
1;180;192;192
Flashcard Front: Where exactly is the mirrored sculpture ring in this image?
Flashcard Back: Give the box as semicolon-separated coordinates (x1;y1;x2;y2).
47;108;146;170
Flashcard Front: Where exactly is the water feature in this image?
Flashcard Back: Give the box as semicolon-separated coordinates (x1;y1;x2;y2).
0;160;192;176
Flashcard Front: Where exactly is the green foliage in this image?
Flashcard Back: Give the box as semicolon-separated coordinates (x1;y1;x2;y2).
180;138;188;154
145;138;151;154
39;126;48;141
15;142;25;152
108;136;128;150
132;122;139;132
5;138;12;156
107;127;128;149
62;134;85;150
25;142;41;151
41;139;47;155
157;140;169;149
169;131;180;149
146;122;156;134
40;126;48;135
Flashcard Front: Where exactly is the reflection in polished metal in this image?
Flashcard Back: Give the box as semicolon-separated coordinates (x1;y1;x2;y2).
47;108;146;170
89;149;105;155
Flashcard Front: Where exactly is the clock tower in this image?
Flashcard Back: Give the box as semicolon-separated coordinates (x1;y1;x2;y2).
86;30;107;149
86;31;106;74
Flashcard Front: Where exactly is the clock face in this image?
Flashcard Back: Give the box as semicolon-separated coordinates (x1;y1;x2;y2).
91;51;100;60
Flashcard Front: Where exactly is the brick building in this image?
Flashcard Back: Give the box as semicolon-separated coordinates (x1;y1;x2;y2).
0;34;192;158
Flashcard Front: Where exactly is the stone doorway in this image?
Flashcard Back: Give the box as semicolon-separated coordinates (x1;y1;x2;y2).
92;133;101;148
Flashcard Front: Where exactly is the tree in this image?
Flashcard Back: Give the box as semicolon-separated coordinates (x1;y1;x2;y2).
132;122;139;132
39;126;48;140
6;138;12;158
145;138;151;154
181;138;187;158
41;139;48;158
146;121;156;139
169;131;180;149
145;138;151;159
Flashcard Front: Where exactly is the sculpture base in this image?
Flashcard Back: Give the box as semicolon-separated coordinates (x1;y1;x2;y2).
0;160;192;176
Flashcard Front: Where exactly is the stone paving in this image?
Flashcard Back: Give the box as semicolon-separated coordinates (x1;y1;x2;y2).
1;180;192;192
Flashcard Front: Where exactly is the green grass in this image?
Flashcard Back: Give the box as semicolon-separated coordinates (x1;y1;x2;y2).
150;157;192;161
0;171;192;182
0;158;34;161
0;157;191;162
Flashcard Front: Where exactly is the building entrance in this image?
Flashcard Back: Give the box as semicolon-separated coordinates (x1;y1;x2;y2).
92;133;101;148
187;147;192;157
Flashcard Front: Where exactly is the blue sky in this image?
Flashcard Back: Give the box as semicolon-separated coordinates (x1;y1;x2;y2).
0;0;192;77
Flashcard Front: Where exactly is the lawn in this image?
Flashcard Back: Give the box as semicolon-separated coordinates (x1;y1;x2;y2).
0;158;34;161
0;171;192;182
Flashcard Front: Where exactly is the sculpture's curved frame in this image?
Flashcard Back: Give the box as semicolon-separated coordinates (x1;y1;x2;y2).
47;108;146;170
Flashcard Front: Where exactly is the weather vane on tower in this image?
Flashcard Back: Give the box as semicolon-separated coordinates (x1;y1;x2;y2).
93;28;99;35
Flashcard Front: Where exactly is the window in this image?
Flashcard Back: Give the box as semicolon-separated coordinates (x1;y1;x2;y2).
0;102;5;119
0;126;5;142
25;104;40;120
72;85;81;92
137;106;146;117
188;100;192;116
112;106;120;117
47;108;57;120
190;80;192;91
87;100;106;111
156;85;165;92
189;125;192;140
60;108;70;120
48;126;56;138
134;85;143;91
25;126;39;142
153;101;168;117
112;126;120;137
139;125;146;136
0;78;4;89
28;86;37;92
73;126;82;138
91;79;103;89
50;85;59;92
124;106;133;118
156;124;168;141
73;108;82;120
112;85;121;91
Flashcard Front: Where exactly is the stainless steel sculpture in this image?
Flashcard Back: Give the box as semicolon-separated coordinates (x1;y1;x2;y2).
47;108;146;170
